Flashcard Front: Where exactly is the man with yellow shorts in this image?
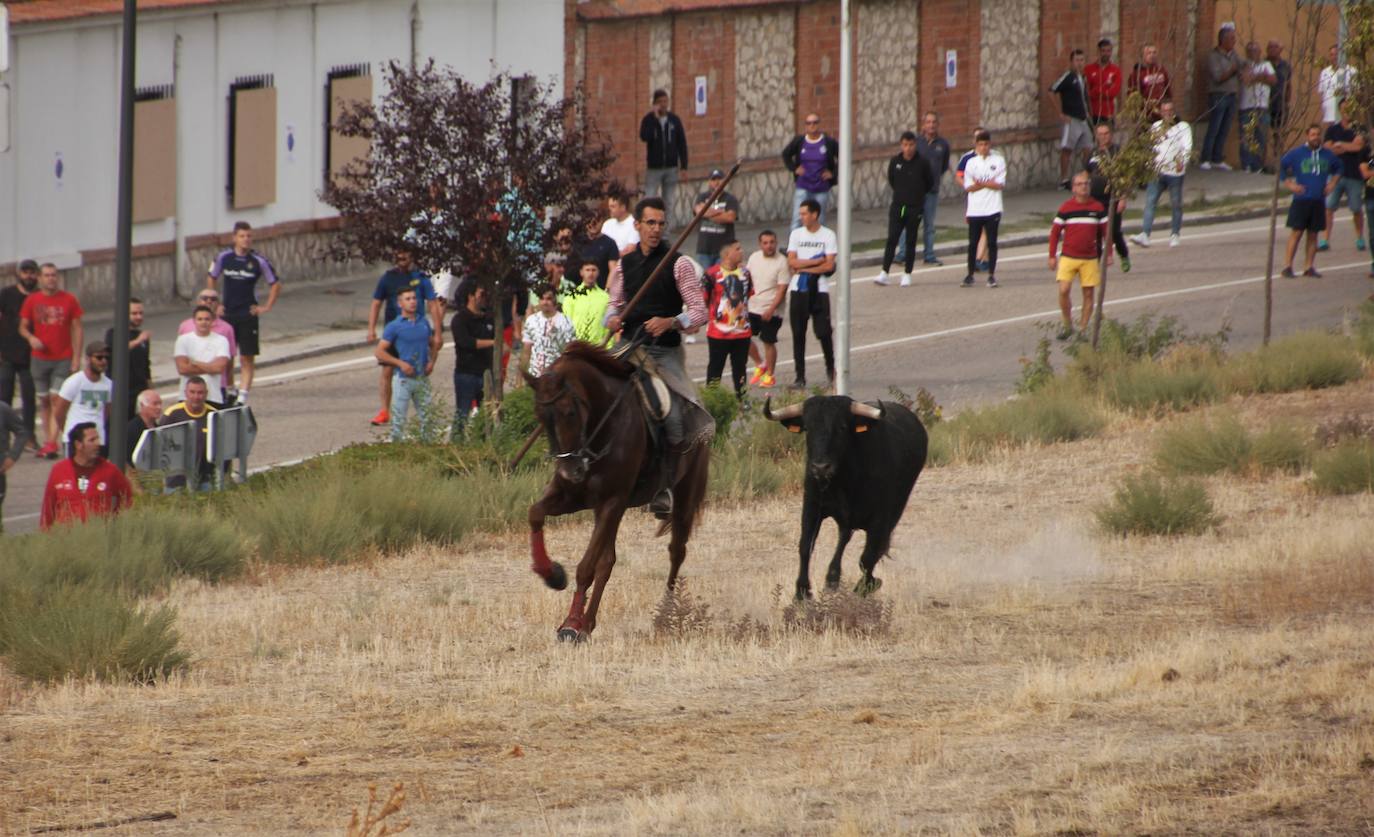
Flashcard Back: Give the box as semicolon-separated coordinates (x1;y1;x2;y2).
1048;171;1108;339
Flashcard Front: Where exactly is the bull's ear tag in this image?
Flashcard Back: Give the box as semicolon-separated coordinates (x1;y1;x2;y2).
787;425;802;433
854;425;870;433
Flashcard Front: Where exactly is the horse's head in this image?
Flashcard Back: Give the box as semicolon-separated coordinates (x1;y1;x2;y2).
528;367;593;484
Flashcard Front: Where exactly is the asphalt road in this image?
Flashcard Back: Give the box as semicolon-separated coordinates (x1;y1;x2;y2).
3;218;1369;534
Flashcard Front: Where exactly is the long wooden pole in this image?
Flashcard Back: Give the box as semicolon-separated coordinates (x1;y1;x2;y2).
507;161;742;470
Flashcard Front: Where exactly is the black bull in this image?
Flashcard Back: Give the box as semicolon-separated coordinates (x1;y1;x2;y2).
765;396;928;599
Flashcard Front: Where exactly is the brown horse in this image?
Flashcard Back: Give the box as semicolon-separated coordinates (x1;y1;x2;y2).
525;342;710;642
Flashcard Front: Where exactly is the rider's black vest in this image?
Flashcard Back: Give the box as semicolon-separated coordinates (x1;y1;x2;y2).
621;243;684;348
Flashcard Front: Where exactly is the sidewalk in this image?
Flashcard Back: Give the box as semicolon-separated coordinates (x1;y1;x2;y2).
78;168;1279;389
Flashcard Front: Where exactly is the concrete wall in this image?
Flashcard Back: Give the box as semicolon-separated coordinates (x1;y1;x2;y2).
0;0;564;307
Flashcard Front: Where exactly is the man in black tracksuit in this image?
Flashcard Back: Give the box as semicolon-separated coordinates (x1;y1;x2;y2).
639;89;689;216
876;131;936;287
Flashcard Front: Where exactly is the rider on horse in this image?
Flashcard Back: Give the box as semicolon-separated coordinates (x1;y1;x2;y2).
603;196;714;518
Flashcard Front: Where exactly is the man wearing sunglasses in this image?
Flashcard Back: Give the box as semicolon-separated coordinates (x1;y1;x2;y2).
782;113;839;230
52;342;113;458
178;289;238;397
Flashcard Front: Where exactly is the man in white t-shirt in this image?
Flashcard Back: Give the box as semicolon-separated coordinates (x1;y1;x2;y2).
173;305;232;403
961;130;1007;289
785;200;838;390
53;341;113;452
1318;45;1357;127
1239;41;1277;173
600;194;640;257
745;229;789;389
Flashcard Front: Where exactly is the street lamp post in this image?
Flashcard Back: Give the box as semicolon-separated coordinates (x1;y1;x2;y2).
108;0;137;468
835;0;853;396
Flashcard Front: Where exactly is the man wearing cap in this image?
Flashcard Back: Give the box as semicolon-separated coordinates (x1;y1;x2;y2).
0;259;40;445
52;342;113;457
692;169;740;270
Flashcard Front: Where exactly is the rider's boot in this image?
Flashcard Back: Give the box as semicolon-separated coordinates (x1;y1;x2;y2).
650;442;687;520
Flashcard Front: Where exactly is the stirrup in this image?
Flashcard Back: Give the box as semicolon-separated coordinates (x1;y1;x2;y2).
650;488;673;519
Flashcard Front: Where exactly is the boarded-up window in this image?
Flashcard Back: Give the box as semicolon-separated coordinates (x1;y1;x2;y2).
228;75;276;209
326;64;371;189
133;85;176;223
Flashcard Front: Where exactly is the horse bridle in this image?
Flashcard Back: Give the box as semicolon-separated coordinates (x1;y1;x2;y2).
535;375;636;470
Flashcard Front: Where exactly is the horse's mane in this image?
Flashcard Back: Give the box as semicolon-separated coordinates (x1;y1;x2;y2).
556;341;634;379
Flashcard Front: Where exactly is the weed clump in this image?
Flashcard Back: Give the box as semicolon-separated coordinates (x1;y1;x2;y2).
781;588;894;636
1227;331;1365;394
1311;440;1374;495
1315;413;1374;447
927;385;1104;465
1095;472;1221;536
1153;413;1310;477
651;583;713;637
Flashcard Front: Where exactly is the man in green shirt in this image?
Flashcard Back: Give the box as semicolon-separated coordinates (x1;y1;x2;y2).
561;262;612;347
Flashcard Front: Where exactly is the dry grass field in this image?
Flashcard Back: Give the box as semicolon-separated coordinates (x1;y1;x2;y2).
2;382;1373;835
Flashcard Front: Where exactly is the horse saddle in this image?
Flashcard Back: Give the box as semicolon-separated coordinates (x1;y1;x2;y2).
610;344;672;422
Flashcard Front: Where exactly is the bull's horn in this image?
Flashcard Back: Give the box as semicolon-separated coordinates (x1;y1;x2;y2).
850;401;883;420
764;397;803;422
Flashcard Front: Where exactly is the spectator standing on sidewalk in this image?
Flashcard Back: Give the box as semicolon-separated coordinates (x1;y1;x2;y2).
103;297;151;421
1085;38;1123;126
1322;100;1366;252
375;287;435;442
451;282;496;432
1268;41;1293;159
174;307;231;404
702;240;754;400
123;389;162;484
367;247;439;427
640;89;689;214
875;131;935;288
39;422;132;531
207;221;279;405
0;259;39;444
1129;44;1172;120
159;377;218;492
601;194;641;258
1201;24;1244;170
785;199;838;391
1051;50;1093;189
961;131;1006;290
18;263;83;459
915;112;952;266
1086;123;1131;272
693;169;740;269
955;131;991;272
745;230;788;389
178;289;238;398
1049;172;1109;340
1132;101;1194;249
1318;45;1357;129
0;401;30;532
782;114;840;229
53;342;112;455
563;262;612;347
1280;124;1342;278
1239;41;1277;175
520;286;576;378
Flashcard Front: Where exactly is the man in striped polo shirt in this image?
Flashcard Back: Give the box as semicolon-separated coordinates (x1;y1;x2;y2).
1048;171;1108;340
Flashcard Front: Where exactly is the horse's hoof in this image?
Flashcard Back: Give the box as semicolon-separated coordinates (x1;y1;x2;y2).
854;576;883;597
556;627;584;644
824;577;841;591
544;562;568;591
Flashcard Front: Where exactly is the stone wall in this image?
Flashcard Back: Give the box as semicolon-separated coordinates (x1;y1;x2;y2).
980;0;1041;131
1099;0;1120;46
856;0;920;146
648;17;673;100
734;7;795;161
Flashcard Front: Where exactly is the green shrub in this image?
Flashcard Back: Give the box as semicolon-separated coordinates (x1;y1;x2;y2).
1250;423;1312;473
1355;301;1374;359
1154;412;1252;475
700;382;740;445
1095;472;1221;536
709;418;804;501
1016;336;1056;395
1101;359;1224;414
1311;440;1374;495
924;386;1103;464
1227;331;1364;394
0;585;187;684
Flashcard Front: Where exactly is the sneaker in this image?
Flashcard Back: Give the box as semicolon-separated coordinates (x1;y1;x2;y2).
923;258;944;267
749;366;766;385
961;274;975;288
235;390;248;406
38;441;58;459
370;409;390;426
900;273;912;287
1169;234;1180;248
1317;239;1330;252
1280;266;1296;279
1214;162;1232;171
1130;233;1151;248
1303;267;1322;278
1055;323;1074;341
1121;256;1131;273
873;270;891;286
986;275;999;288
975;259;990;272
684;335;697;344
788;379;807;392
1199;161;1213;170
760;372;776;389
1359;238;1367;251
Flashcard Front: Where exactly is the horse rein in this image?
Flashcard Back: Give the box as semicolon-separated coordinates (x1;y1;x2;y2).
535;375;636;469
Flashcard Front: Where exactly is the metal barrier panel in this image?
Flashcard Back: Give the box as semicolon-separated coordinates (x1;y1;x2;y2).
131;420;200;484
207;406;257;488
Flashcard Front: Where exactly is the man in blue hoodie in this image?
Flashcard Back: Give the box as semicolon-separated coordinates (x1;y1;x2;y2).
1280;124;1343;278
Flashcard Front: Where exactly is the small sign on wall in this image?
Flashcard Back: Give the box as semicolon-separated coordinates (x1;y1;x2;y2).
945;50;957;89
694;75;707;116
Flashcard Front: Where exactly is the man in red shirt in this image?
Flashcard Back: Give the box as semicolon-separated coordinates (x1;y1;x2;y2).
1048;171;1108;340
1128;44;1172;120
1085;38;1123;126
39;422;133;530
18;263;84;459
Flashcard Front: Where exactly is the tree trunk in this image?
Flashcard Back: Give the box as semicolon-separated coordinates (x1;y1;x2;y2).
1090;199;1116;349
1263;169;1281;346
491;287;506;409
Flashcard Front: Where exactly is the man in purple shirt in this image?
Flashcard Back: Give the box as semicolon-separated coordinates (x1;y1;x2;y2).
782;113;840;230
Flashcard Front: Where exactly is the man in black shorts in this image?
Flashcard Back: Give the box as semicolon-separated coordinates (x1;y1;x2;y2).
206;221;280;404
744;230;788;389
1279;125;1342;278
